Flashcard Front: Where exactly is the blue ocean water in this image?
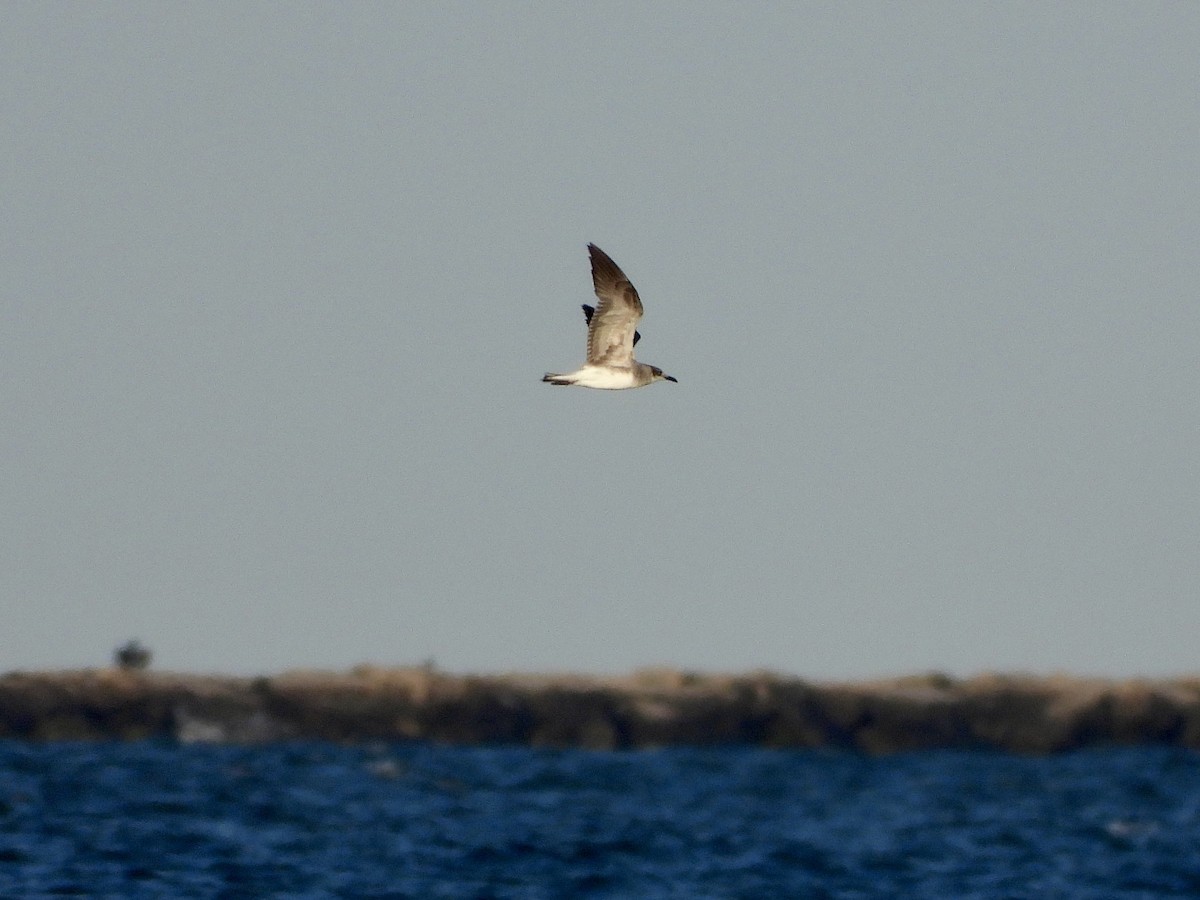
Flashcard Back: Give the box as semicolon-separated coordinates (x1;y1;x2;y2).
1;742;1198;899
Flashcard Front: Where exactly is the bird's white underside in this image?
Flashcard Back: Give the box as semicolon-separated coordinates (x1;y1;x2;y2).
551;365;642;390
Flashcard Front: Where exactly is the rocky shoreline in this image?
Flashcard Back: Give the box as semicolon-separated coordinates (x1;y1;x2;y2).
3;668;1199;754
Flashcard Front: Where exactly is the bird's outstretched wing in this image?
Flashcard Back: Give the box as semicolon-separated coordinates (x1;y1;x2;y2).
585;244;643;366
581;304;640;347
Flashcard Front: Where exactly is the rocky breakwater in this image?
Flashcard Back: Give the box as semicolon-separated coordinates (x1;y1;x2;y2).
2;668;1200;753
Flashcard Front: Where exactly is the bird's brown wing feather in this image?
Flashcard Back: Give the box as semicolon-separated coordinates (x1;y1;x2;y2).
585;244;643;366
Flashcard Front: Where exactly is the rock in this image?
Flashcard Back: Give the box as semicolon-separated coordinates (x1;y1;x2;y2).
2;668;1200;753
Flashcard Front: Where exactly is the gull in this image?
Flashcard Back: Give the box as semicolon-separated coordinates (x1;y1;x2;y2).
542;244;678;389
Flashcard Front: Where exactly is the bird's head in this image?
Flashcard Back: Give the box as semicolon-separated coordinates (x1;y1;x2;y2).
650;366;678;384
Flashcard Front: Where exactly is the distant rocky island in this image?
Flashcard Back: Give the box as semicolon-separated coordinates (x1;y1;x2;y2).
3;668;1199;754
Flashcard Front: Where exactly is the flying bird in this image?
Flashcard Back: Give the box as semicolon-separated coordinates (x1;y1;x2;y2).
542;244;678;389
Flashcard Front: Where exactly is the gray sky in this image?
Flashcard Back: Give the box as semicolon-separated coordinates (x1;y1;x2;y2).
4;3;1198;678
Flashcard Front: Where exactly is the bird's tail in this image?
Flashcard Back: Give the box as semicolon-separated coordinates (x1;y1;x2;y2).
542;372;574;386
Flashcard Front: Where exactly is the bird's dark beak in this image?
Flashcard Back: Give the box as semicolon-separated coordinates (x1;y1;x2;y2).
665;375;678;383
